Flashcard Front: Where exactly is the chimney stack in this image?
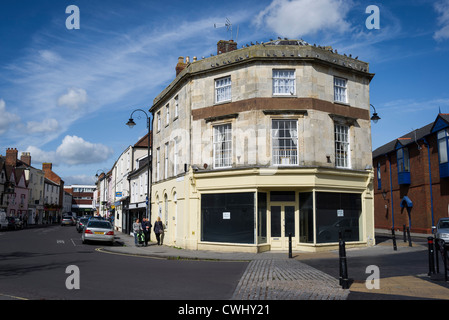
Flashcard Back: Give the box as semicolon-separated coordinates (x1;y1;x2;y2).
5;148;18;167
42;163;52;171
217;40;237;55
20;152;31;166
176;56;187;76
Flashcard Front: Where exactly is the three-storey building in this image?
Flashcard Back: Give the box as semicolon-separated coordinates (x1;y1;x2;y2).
150;39;376;252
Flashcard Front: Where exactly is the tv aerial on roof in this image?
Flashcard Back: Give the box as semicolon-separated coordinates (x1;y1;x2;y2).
214;17;239;42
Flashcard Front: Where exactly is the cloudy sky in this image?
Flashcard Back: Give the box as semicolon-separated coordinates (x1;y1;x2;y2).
0;0;448;185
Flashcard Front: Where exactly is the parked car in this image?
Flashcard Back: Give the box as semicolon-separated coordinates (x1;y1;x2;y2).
6;217;23;230
76;217;89;233
433;218;449;244
61;216;75;226
82;220;114;245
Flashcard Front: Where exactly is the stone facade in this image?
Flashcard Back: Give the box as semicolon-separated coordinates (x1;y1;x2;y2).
150;39;375;252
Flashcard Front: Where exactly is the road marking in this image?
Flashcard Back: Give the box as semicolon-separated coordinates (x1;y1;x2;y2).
0;293;29;300
57;240;65;244
71;238;77;246
96;248;167;260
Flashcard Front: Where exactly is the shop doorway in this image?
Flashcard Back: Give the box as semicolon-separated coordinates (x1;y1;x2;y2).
270;204;296;250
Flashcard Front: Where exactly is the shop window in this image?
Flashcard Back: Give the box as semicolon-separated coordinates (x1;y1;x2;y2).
315;192;361;243
299;192;314;243
257;193;267;244
201;192;255;244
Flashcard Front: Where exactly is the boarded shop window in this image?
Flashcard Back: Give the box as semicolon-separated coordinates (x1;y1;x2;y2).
201;192;255;244
315;192;361;243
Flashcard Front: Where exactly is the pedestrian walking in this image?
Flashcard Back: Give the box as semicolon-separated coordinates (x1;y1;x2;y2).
142;218;152;246
154;217;164;245
133;219;143;246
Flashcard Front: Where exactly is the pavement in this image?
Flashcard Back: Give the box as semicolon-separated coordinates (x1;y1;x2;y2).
101;230;449;300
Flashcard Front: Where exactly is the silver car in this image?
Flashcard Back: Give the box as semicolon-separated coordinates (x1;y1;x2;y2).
434;218;449;243
82;220;114;245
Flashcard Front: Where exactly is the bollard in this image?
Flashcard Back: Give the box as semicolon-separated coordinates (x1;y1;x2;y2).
339;237;349;289
435;238;440;273
444;244;448;282
407;227;412;247
391;228;397;251
288;233;292;259
428;237;435;276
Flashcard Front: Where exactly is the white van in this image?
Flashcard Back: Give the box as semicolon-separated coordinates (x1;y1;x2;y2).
0;209;7;229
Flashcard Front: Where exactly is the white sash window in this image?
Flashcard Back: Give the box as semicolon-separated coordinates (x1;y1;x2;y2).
215;76;231;103
272;119;298;165
273;70;295;95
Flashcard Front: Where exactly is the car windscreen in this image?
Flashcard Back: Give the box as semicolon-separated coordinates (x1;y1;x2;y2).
87;221;111;229
80;218;89;223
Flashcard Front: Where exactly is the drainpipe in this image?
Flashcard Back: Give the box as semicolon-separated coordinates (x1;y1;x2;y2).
387;153;395;230
422;138;435;228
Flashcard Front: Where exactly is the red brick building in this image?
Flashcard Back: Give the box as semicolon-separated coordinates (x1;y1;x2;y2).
373;113;449;234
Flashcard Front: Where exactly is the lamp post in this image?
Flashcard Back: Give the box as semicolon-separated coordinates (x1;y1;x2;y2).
126;109;151;225
370;104;381;123
95;170;106;217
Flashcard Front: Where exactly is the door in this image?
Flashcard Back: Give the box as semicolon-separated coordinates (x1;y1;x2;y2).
270;204;296;250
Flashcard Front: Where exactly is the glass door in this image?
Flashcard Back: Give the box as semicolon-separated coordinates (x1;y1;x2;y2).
270;204;296;250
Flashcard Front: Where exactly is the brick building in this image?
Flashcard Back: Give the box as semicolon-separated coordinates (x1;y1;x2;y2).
373;113;449;234
64;185;95;216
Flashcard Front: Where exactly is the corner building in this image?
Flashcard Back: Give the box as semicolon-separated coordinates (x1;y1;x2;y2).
150;39;376;252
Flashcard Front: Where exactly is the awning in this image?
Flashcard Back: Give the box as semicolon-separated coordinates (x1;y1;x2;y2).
400;196;413;208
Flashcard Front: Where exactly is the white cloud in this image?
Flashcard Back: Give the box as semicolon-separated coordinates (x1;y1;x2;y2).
25;146;57;165
0;99;20;135
56;135;114;166
254;0;352;38
26;135;113;166
57;88;88;110
434;0;449;41
26;118;60;134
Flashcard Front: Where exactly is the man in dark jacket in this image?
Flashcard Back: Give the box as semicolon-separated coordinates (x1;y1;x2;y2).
141;218;152;247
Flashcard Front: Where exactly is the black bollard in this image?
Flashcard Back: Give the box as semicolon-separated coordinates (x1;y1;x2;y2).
428;237;435;276
407;227;412;247
444;244;448;282
435;238;440;273
391;228;397;251
339;237;349;289
288;233;292;259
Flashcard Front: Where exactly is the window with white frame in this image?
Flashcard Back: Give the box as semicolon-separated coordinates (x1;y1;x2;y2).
272;119;298;165
156;148;160;181
164;142;169;179
174;139;178;176
273;69;296;95
335;123;350;168
165;104;170;125
215;76;231;103
213;123;232;168
438;129;449;164
157;111;161;132
334;77;347;103
174;95;179;119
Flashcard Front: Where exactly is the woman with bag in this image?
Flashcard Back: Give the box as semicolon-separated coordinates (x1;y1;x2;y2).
154;217;164;245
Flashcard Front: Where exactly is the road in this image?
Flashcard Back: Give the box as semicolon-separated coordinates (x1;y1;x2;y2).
0;225;248;300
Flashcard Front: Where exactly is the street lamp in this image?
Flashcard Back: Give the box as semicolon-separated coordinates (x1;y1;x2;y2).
370;104;381;123
126;109;152;227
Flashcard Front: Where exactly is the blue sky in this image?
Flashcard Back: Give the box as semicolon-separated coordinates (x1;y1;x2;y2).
0;0;448;185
